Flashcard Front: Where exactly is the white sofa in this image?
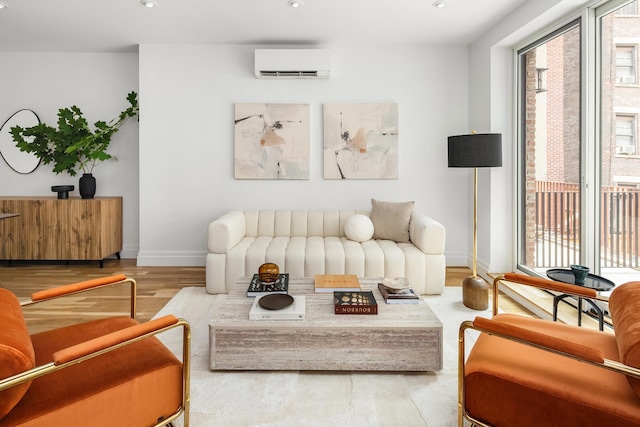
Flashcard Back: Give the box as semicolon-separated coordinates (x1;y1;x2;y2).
206;209;446;295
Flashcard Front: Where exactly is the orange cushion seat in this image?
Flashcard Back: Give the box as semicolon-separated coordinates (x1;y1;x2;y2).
465;313;640;427
1;316;183;427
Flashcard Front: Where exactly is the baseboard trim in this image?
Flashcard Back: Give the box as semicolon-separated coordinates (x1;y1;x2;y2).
136;251;206;266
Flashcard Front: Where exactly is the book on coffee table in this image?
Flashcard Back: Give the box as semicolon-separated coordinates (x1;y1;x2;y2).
249;295;305;320
315;274;361;293
333;291;378;315
246;273;289;297
378;283;420;304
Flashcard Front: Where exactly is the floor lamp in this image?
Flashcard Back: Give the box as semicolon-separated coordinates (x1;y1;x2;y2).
448;133;502;310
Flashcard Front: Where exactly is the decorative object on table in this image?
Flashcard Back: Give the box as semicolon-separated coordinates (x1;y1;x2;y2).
234;103;310;180
343;214;374;242
570;264;590;285
546;268;615;331
334;290;378;314
323;103;398;179
378;283;420;304
79;173;96;199
51;185;74;199
246;273;289;297
381;276;411;290
0;109;41;174
10;92;138;198
258;293;294;310
258;262;280;283
314;274;361;293
249;295;306;320
448;132;502;310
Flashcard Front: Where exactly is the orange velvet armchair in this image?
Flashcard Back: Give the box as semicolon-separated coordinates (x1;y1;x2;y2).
458;273;640;427
0;274;190;427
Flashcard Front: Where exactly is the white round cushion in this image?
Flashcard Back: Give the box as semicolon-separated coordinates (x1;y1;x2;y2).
344;214;374;242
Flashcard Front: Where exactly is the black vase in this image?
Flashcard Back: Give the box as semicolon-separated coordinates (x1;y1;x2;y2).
79;173;96;199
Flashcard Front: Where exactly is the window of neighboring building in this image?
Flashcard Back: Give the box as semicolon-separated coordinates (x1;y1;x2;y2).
616;115;637;154
616;45;637;84
616;2;638;15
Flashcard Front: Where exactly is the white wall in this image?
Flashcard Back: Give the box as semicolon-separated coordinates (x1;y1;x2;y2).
0;52;140;258
138;44;471;266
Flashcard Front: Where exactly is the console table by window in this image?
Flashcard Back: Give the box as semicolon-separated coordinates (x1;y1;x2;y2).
0;197;122;267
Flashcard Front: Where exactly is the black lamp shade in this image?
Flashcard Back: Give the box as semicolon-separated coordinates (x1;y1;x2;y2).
448;133;502;168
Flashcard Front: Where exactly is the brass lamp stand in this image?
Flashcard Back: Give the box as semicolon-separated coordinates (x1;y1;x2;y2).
448;133;502;310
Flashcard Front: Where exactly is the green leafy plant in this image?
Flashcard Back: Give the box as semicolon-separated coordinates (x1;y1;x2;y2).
11;92;139;176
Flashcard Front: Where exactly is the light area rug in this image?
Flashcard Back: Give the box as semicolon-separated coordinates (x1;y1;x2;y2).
153;287;494;427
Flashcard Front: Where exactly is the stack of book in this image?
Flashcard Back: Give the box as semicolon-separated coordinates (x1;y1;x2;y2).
246;273;289;297
377;282;420;304
333;290;378;314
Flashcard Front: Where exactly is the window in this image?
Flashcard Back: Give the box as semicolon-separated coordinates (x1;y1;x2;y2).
616;2;638;15
616;46;637;84
536;67;548;93
516;0;640;285
615;115;637;154
518;21;582;271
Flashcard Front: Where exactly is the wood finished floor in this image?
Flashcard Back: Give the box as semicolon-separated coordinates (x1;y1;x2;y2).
0;260;530;334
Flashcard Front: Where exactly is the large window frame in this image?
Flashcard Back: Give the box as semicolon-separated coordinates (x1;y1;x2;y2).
515;0;640;280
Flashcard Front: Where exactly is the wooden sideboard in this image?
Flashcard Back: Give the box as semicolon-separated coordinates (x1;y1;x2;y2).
0;197;122;266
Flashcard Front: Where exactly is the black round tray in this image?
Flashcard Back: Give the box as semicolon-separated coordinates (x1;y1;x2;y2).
546;269;615;291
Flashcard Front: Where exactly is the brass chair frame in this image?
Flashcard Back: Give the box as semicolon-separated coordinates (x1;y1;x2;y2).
457;274;640;427
0;276;191;427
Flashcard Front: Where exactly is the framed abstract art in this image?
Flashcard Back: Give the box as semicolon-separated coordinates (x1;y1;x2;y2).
234;103;310;180
323;103;398;179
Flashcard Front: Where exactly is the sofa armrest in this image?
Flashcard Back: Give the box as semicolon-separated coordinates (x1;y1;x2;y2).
52;315;180;365
493;273;604;317
22;275;137;319
208;210;246;253
409;212;445;254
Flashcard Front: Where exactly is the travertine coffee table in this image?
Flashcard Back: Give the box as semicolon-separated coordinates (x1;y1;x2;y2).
208;277;443;371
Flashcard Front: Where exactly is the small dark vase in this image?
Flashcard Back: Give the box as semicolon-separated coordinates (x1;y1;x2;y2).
79;173;96;199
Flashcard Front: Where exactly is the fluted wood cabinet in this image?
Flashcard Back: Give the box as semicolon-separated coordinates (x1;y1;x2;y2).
0;197;122;264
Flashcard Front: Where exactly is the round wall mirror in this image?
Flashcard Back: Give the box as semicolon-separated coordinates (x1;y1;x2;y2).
0;109;41;174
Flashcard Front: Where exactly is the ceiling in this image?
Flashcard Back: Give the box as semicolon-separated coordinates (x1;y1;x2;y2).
0;0;528;52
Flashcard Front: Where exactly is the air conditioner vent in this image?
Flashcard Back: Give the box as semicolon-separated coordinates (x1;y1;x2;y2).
259;70;320;78
616;145;637;154
617;75;637;84
255;49;330;79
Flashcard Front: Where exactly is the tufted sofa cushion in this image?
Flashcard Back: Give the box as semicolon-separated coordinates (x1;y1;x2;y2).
609;281;640;397
0;289;36;420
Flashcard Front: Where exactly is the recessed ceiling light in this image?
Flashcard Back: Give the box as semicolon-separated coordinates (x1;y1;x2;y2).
0;3;8;9
140;0;157;7
432;1;446;8
288;0;303;8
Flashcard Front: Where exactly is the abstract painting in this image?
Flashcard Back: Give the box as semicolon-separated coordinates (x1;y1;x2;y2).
323;103;398;179
234;103;310;179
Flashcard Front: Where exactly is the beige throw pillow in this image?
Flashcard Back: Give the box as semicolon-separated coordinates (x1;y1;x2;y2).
370;199;414;243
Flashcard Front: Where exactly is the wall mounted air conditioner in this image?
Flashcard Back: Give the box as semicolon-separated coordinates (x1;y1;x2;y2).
617;75;636;84
255;49;330;79
616;145;636;155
